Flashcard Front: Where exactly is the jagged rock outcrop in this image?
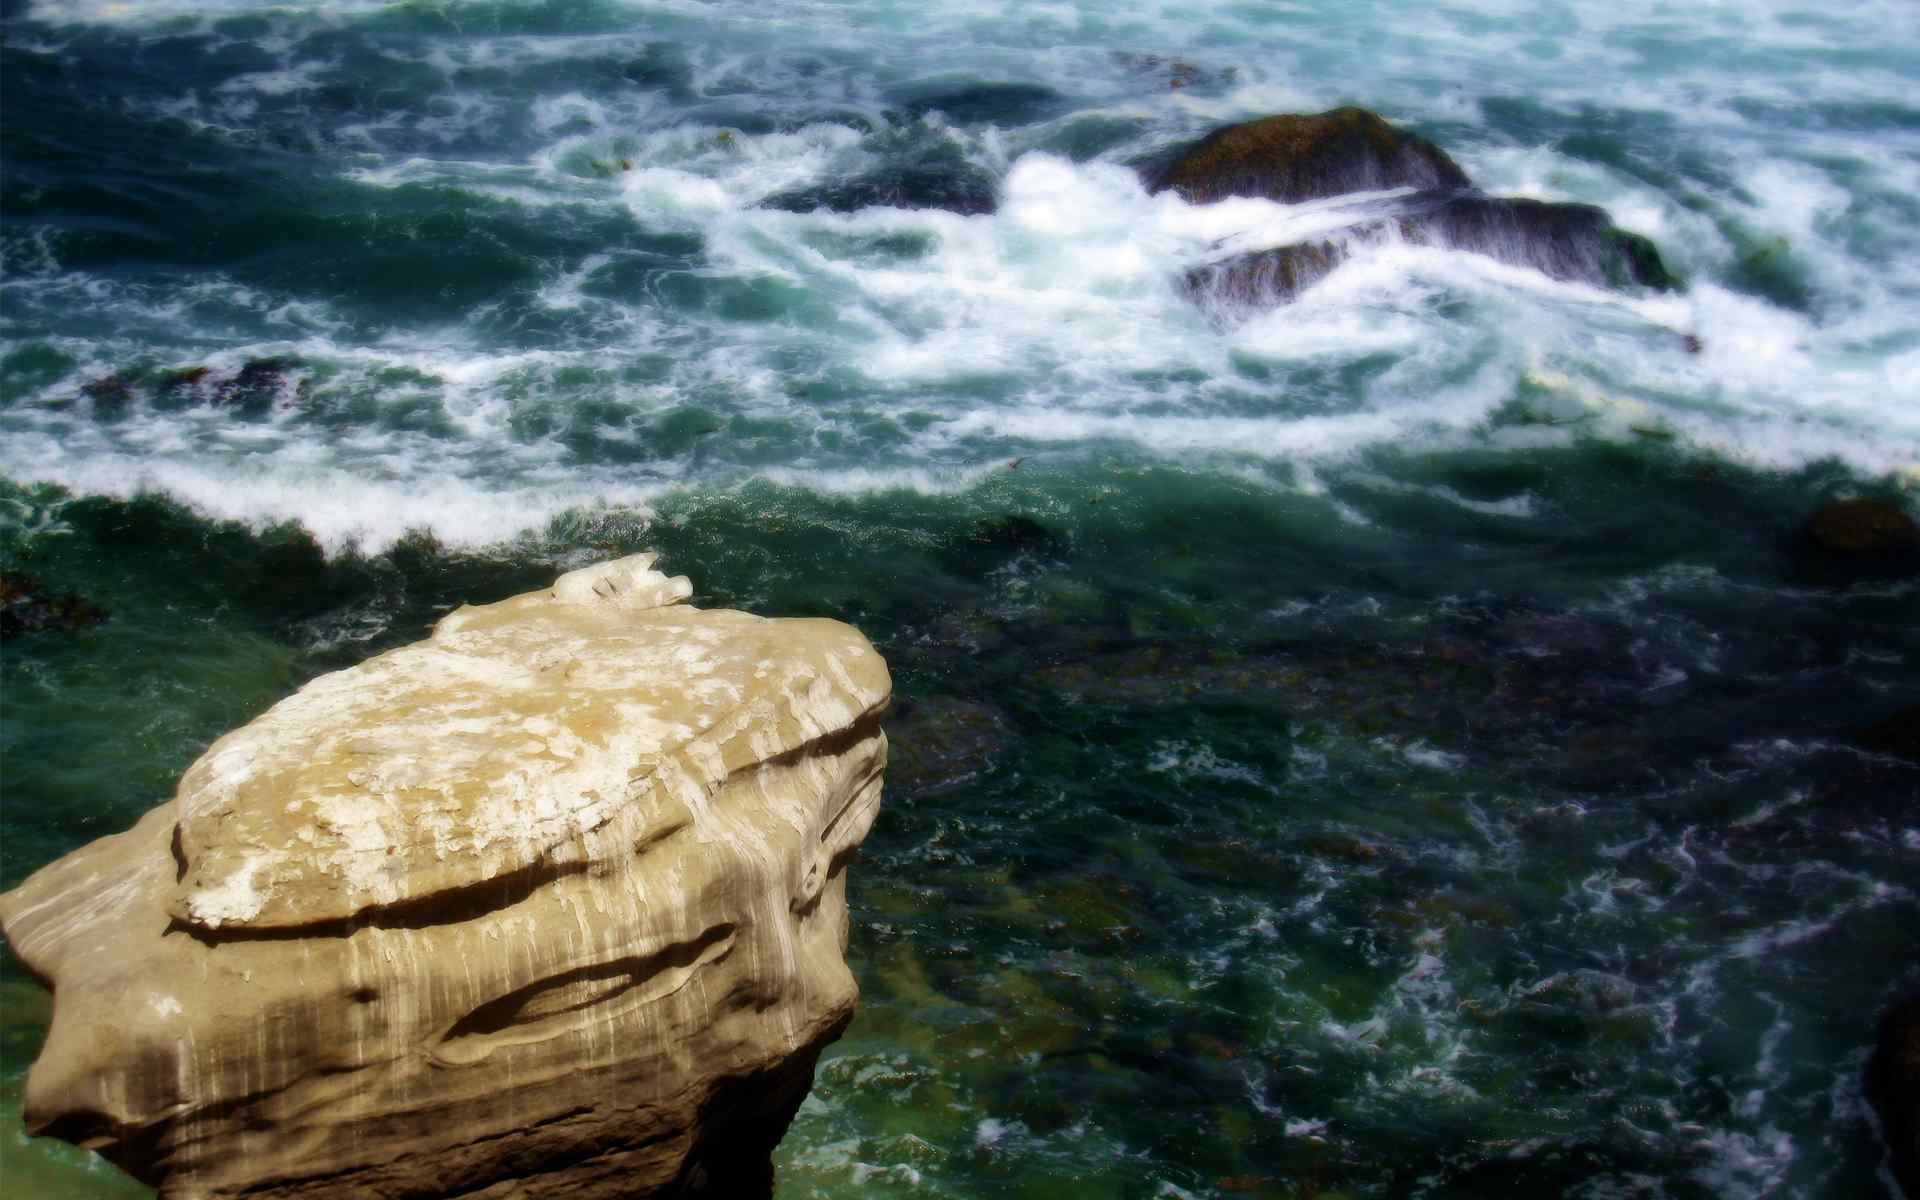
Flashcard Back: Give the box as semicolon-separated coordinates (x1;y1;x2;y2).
1149;107;1677;306
0;554;890;1199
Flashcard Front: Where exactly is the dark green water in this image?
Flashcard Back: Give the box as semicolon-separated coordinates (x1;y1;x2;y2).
3;1;1918;1197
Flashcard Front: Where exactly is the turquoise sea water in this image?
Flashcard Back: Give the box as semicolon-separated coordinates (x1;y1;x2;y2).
2;1;1917;1196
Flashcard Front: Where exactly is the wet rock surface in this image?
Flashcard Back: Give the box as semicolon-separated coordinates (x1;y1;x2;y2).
1145;106;1470;205
1868;996;1920;1199
0;571;108;639
1808;497;1920;553
764;162;998;216
1186;194;1676;307
882;696;1014;798
0;554;891;1200
1156;107;1676;305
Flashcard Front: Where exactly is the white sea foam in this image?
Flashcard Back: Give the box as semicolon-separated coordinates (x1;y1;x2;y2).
7;0;1918;548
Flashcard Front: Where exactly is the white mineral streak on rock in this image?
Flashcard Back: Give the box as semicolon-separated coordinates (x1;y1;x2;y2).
0;555;889;1200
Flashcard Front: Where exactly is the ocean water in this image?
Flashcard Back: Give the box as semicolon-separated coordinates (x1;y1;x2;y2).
2;0;1917;1196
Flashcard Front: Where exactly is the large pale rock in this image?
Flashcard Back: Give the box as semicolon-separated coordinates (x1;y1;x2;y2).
0;554;890;1199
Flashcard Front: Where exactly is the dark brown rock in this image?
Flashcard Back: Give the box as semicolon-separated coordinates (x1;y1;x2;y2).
0;572;108;639
1867;996;1920;1199
215;356;300;415
1855;704;1920;762
1183;240;1351;308
1183;193;1677;309
1807;498;1920;557
884;696;1014;797
1154;107;1677;306
1145;106;1471;206
764;163;998;216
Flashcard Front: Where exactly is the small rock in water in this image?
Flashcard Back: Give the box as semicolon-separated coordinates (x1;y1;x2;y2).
884;695;1014;797
1182;240;1350;309
1806;497;1920;556
81;373;133;413
896;81;1064;127
937;513;1065;577
215;356;301;416
763;162;998;216
157;365;212;391
1111;52;1235;94
1398;193;1676;290
1866;996;1920;1200
1854;704;1920;762
1144;106;1470;205
1154;107;1677;307
0;572;108;639
1796;497;1920;581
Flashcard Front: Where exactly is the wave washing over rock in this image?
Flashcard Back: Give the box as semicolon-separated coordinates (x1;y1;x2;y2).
1158;107;1677;310
0;555;890;1199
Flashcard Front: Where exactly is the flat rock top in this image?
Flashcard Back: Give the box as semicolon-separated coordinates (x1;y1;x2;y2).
1149;106;1471;205
170;555;888;932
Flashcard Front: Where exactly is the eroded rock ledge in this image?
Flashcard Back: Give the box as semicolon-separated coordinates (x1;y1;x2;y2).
0;554;890;1199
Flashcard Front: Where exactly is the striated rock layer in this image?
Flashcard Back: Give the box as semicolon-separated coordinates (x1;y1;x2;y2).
0;554;891;1199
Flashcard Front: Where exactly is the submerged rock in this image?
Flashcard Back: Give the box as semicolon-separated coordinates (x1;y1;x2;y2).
1805;497;1920;558
1867;996;1920;1199
0;571;108;639
1145;106;1470;205
215;355;300;416
80;372;133;414
1794;497;1920;584
883;695;1014;797
1154;107;1676;305
0;554;890;1199
1403;194;1675;289
1855;704;1920;762
1183;240;1352;309
1186;194;1676;307
1111;52;1237;94
895;81;1065;127
762;123;1000;216
763;161;998;216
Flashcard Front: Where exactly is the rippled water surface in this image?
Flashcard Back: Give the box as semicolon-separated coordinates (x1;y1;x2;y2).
2;1;1917;1196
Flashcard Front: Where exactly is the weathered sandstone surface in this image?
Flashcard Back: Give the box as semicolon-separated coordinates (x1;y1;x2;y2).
0;554;890;1199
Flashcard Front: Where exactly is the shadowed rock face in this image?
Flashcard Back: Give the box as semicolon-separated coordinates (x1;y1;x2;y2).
1145;106;1471;204
1868;996;1920;1199
763;161;999;216
1806;497;1920;554
1184;193;1678;308
1153;107;1677;306
0;554;890;1200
